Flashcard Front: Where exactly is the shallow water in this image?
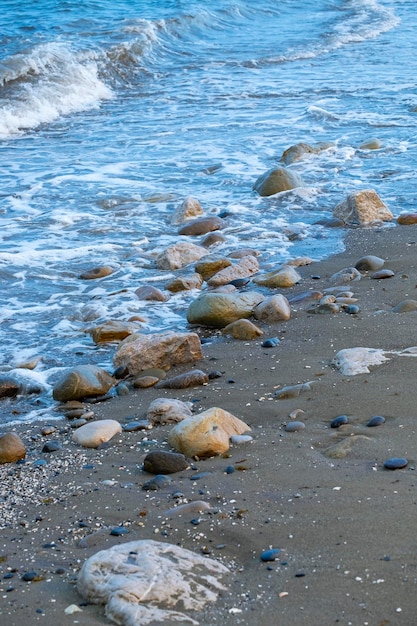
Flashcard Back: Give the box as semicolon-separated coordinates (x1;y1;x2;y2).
1;0;416;424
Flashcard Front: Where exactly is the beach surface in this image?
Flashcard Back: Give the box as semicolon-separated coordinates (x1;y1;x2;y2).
2;223;417;626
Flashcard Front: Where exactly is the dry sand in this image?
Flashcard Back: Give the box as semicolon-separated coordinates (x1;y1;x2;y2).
2;224;417;626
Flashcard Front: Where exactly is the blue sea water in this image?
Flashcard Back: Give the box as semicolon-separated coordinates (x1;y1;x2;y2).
0;0;416;424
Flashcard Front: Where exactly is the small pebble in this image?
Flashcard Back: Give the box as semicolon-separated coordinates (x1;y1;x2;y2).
33;459;47;467
260;549;280;562
21;571;38;582
262;338;280;348
384;457;408;470
42;440;62;453
123;420;152;432
330;415;349;428
367;415;385;427
208;370;222;379
285;421;305;432
225;465;235;474
295;571;306;578
41;425;57;436
110;526;129;536
345;304;360;314
190;518;201;525
142;475;172;491
190;471;212;481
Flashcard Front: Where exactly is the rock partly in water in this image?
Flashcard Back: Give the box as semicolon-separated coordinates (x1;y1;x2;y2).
147;398;193;425
178;216;225;236
253;166;304;196
72;419;122;448
135;285;168;302
253;265;301;288
194;255;232;281
77;540;230;626
143;450;189;475
397;212;417;225
186;291;264;328
0;432;26;464
165;273;203;293
168;407;251;458
52;365;114;403
114;332;203;376
207;255;259;288
0;377;21;399
156;242;208;270
89;321;139;344
333;189;393;226
79;266;115;280
171;196;204;225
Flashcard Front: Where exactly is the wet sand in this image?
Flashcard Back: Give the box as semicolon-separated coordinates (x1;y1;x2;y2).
2;223;417;626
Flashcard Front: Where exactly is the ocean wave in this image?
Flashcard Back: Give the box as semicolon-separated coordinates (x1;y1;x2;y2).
0;42;113;137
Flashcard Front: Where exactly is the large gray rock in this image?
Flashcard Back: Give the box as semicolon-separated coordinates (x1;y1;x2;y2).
207;255;259;287
156;242;208;270
114;332;203;376
168;407;251;458
333;189;393;226
253;166;304;196
186;291;264;328
77;540;229;626
72;419;122;448
52;365;114;402
0;432;26;464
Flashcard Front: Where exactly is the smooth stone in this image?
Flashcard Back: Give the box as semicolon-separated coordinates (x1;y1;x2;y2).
0;432;27;464
225;465;235;474
164;501;211;517
190;471;212;481
260;549;280;562
194;255;232;281
72;419;122;448
392;300;417;313
142;474;172;491
384;457;408;470
329;267;361;284
230;434;253;444
41;425;57;436
253;166;304;196
254;294;291;323
156;369;209;389
208;370;223;379
116;383;130;396
79;266;114;280
132;376;159;388
285;421;306;432
165;273;203;293
274;381;314;399
156;241;208;270
110;527;129;537
307;303;340;314
367;415;385;427
21;572;39;582
371;269;395;279
186;291;264;328
330;415;349;428
90;321;138;344
222;319;263;340
397;212;417;225
42;440;62;453
123;420;152;432
359;138;382;150
178;216;225;236
171;196;204;224
355;255;385;271
262;337;280;348
52;365;114;403
135;286;168;302
143;450;189;475
146;398;193;425
200;231;227;247
253;266;301;289
207;255;259;287
228;248;260;259
344;304;360;314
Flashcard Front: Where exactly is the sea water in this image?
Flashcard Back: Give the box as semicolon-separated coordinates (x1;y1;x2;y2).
1;0;416;424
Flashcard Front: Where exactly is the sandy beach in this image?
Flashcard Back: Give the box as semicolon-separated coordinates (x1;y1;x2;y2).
2;223;417;626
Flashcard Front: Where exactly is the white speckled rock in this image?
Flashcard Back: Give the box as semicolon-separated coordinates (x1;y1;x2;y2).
333;189;393;226
72;419;122;448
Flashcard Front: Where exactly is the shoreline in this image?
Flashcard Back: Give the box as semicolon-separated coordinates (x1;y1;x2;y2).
2;222;417;625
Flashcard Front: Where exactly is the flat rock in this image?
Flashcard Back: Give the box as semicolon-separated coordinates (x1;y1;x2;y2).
165;273;203;293
156;370;209;389
392;300;417;313
114;331;203;376
186;291;264;328
253;166;304;196
79;266;114;280
0;432;26;464
254;294;291;322
371;269;394;279
52;365;114;402
194;255;232;281
168;407;251;458
77;540;230;626
333;189;393;226
156;242;208;270
178;216;225;236
147;398;193;425
222;319;263;340
72;419;122;448
207;255;259;287
143;450;189;475
253;266;301;288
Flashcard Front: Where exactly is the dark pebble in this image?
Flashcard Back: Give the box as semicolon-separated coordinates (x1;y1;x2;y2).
190;518;201;525
172;491;184;499
190;471;212;481
311;275;321;280
42;440;62;453
384;457;408;470
330;415;349;428
345;304;360;314
225;465;235;474
110;526;129;537
33;459;47;467
367;415;386;427
35;609;44;614
143;450;189;475
4;573;14;579
42;542;56;549
21;571;38;582
113;365;129;379
260;549;280;562
6;587;14;592
142;474;172;491
123;420;151;432
228;278;250;288
55;567;67;575
83;464;95;470
208;370;223;379
262;337;280;348
227;378;235;384
295;571;306;577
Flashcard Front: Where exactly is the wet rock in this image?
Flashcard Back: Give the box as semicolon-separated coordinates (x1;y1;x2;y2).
254;294;291;322
262;337;280;348
165;273;203;293
194;255;232;281
228;248;260;259
135;286;168;302
359;138;382;150
371;269;395;279
178;216;225;236
384;457;408;470
156;369;209;389
168;407;251;458
89;320;138;344
280;142;316;164
156;242;208;270
171;196;204;224
200;231;227;247
367;415;385;427
79;266;114;280
355;255;385;272
142;475;172;491
207;255;259;287
330;415;349;428
333;189;393;226
52;365;114;402
143;450;189;475
397;212;417;225
114;331;203;376
147;398;193;425
253;265;301;288
222;319;263;340
72;419;122;448
0;432;26;464
260;548;280;562
110;527;129;537
285;421;305;432
186;291;264;328
0;377;21;398
77;540;230;625
392;300;417;313
253;166;304;196
123;420;152;432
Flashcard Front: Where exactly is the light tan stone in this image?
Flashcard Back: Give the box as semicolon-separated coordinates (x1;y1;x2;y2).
253;166;304;196
89;320;138;344
52;365;114;402
207;255;259;287
253;265;301;288
171;196;204;225
254;295;291;322
0;432;26;464
333;189;393;226
156;242;208;270
186;291;264;328
222;319;263;340
194;255;232;281
72;419;122;448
